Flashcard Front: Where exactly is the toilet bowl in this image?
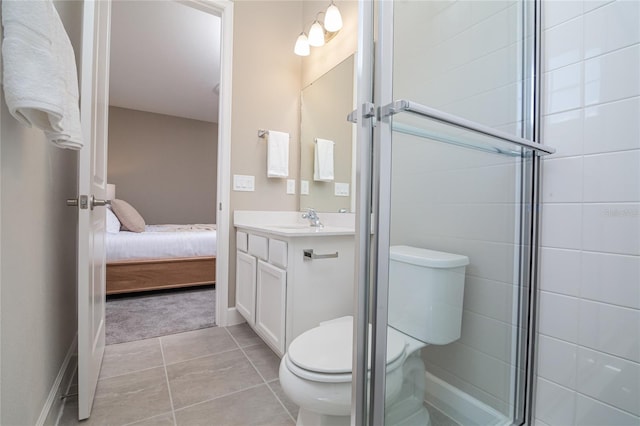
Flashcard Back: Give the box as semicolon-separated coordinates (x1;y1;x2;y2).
279;316;430;426
279;246;469;426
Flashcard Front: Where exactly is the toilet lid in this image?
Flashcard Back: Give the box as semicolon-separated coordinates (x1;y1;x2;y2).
288;318;406;374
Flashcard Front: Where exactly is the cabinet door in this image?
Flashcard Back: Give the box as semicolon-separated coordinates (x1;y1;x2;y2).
256;260;287;355
236;251;257;325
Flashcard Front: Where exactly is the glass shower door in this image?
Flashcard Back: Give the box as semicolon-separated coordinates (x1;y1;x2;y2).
352;1;555;425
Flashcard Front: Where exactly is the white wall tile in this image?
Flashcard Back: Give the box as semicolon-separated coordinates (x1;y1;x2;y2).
541;204;583;249
464;276;514;323
581;252;640;310
460;311;513;363
540;248;581;297
542;157;583;202
544;16;583;71
575;394;640;426
579;300;640;362
584;97;640;154
583;151;640;203
536;378;577;425
539;291;580;342
585;45;640;106
584;0;640;59
576;346;640;415
537;335;578;388
582;203;640;255
543;0;582;29
544;63;584;114
543;109;584;158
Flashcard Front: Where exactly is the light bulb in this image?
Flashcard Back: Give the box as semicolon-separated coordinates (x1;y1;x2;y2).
308;21;325;47
294;32;310;56
324;2;342;32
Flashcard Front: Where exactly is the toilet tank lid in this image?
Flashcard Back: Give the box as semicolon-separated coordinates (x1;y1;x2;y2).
390;246;469;268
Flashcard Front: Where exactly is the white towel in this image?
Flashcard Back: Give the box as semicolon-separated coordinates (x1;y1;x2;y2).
2;0;84;150
267;130;289;178
314;138;335;181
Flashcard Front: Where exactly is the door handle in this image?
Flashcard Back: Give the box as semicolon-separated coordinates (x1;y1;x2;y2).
90;195;110;210
66;195;109;210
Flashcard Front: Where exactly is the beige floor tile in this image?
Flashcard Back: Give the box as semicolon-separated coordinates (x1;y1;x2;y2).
167;349;264;409
244;343;281;382
174;384;294;426
226;323;263;347
100;338;163;379
161;326;237;365
84;367;172;426
267;380;299;421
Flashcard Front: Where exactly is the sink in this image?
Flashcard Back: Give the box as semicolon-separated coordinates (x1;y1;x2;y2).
270;224;312;230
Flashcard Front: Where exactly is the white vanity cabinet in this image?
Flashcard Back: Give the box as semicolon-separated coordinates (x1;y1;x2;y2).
235;226;354;356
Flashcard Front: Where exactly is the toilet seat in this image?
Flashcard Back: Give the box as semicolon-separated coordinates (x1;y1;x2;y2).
286;317;407;383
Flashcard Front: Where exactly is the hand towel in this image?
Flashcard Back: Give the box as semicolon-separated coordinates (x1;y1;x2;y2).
314;138;335;181
267;130;289;178
2;0;84;150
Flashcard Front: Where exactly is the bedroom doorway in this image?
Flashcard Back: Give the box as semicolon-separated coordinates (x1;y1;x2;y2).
104;0;228;345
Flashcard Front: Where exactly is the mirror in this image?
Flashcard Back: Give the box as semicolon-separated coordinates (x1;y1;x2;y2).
299;55;355;213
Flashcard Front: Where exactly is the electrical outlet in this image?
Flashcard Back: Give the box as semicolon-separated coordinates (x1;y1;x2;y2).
233;175;255;191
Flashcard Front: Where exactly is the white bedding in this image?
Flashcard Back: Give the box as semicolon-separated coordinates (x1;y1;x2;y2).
106;224;217;262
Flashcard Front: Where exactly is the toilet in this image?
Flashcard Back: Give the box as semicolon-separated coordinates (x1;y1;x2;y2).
279;245;469;426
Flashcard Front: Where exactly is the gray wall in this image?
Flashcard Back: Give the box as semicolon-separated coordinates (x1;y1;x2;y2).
0;1;82;424
108;106;218;225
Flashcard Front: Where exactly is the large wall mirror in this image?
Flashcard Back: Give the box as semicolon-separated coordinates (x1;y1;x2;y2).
299;54;355;213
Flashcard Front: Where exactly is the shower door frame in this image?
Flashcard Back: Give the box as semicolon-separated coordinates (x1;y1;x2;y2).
352;1;548;424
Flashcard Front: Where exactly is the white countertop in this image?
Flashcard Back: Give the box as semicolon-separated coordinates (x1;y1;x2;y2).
234;210;356;237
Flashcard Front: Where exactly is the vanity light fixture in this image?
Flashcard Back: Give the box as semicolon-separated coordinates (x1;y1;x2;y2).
294;32;310;56
294;1;343;56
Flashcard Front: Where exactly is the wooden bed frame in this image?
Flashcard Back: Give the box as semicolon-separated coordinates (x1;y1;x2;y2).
106;256;216;295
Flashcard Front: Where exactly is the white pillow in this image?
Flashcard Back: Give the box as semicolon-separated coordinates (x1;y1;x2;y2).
106;207;121;234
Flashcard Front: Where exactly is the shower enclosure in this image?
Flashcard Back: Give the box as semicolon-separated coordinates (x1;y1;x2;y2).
352;1;554;425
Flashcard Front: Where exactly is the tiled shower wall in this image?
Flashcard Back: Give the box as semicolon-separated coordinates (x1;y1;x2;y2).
535;1;640;424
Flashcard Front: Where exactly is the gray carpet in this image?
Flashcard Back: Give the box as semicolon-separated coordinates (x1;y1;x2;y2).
106;287;216;345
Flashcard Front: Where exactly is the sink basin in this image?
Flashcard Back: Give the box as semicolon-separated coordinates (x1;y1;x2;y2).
271;224;313;230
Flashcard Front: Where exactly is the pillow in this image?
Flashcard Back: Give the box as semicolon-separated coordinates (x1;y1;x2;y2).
110;199;145;233
106;207;121;234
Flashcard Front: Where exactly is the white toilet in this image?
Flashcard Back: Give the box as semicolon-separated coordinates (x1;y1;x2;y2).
279;245;469;426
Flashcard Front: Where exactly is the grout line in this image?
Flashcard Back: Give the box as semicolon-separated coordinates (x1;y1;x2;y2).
121;411;175;426
224;328;296;422
173;382;267;414
162;345;242;368
159;339;178;426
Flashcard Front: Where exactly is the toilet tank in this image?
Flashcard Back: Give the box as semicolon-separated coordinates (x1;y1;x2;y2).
388;246;469;345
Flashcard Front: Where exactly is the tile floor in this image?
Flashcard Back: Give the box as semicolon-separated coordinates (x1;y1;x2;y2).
58;324;298;426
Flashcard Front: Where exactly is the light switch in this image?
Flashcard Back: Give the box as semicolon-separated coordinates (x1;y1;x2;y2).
287;179;296;194
233;174;255;191
335;182;349;197
301;180;309;195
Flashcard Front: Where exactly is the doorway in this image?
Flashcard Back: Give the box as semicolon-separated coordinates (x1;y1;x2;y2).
104;0;221;344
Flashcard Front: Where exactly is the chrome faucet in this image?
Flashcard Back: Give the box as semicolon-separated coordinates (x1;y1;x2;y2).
302;208;323;227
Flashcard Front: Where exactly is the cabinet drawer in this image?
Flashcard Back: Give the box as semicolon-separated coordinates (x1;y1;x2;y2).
237;231;248;252
269;239;288;268
248;234;268;260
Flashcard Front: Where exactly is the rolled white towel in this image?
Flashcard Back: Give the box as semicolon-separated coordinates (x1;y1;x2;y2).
2;0;84;150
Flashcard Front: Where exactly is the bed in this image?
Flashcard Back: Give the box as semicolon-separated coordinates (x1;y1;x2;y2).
105;224;217;295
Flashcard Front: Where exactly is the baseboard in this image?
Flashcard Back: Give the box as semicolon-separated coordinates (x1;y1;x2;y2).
38;334;78;426
226;307;245;326
424;371;509;426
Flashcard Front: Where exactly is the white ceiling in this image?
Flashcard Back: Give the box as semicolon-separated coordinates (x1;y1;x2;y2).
109;1;221;123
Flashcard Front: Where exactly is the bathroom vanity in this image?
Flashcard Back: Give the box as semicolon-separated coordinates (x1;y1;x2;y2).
234;211;355;356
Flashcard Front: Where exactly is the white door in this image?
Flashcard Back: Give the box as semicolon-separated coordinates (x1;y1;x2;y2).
76;0;111;419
